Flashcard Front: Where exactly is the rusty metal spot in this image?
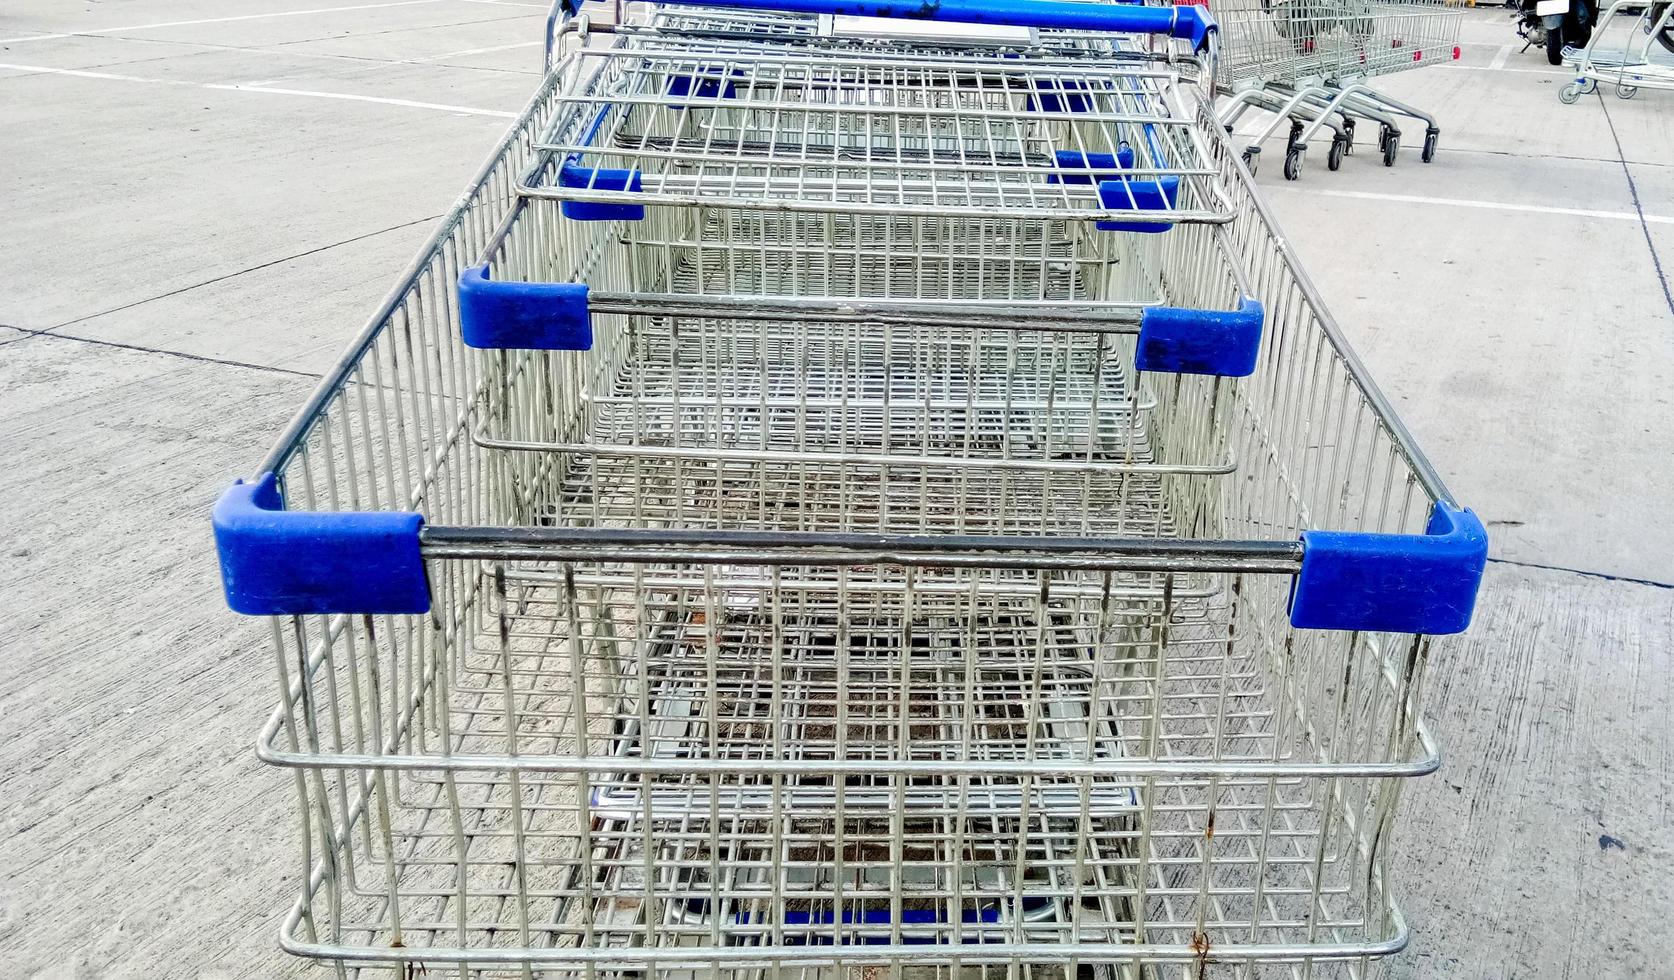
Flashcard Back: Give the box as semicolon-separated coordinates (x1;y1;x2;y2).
1191;930;1212;980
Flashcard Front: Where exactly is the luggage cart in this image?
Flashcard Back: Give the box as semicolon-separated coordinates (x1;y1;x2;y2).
1210;0;1463;178
212;0;1485;976
1558;0;1674;102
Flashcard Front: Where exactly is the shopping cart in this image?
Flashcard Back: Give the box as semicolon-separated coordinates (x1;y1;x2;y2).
1211;0;1463;179
212;0;1485;976
1559;0;1674;102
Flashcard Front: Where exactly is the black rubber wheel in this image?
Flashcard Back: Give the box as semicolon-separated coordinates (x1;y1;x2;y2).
1377;123;1395;153
1382;134;1398;166
1656;4;1674;54
1289;120;1305;143
1328;136;1346;171
1341;118;1356;154
1284;145;1303;180
1546;24;1566;64
1421;129;1438;163
1242;148;1258;177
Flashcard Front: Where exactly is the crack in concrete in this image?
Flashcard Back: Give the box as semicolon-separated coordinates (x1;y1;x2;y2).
42;214;441;334
1439;143;1674;172
1488;556;1674;591
1596;90;1674;317
0;323;324;379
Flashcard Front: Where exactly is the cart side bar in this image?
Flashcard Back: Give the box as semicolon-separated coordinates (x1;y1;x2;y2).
418;524;1306;571
213;476;1484;634
459;264;1266;372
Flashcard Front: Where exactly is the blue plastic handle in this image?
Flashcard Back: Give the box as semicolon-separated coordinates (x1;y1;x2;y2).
656;0;1216;48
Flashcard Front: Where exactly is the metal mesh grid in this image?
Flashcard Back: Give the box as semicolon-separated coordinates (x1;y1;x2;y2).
1212;0;1463;85
247;76;1446;978
475;184;1251;530
527;47;1225;221
266;560;1411;975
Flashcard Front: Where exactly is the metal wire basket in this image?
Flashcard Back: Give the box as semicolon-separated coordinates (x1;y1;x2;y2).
212;2;1483;976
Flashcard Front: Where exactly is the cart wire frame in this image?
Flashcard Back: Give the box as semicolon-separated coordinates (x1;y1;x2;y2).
213;3;1484;976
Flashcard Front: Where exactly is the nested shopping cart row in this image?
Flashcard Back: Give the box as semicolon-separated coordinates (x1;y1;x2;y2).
1210;0;1462;179
212;2;1484;977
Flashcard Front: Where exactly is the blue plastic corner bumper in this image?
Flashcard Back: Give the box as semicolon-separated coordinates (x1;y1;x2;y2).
1289;502;1488;635
667;70;740;103
1025;78;1101;114
1096;175;1179;233
1136;298;1264;377
213;473;430;616
458;264;592;351
1046;147;1137;184
558;160;644;221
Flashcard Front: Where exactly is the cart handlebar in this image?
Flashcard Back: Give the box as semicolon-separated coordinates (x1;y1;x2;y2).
546;0;1216;69
656;0;1213;43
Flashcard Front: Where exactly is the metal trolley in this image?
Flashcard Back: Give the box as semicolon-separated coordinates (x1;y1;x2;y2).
212;1;1485;977
1210;0;1463;179
1558;0;1674;103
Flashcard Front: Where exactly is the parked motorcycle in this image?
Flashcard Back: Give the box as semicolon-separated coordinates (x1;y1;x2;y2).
1512;0;1596;65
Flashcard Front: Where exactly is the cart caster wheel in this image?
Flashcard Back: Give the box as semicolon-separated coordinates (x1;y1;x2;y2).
1284;145;1304;180
1342;118;1356;153
1289;120;1305;143
1559;82;1583;103
1382;136;1399;166
1225;123;1235;134
1242;148;1259;176
1618;84;1638;99
1328;136;1347;171
1421;128;1438;163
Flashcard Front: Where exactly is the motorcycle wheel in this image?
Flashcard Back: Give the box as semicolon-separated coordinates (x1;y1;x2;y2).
1546;25;1566;65
1654;4;1674;54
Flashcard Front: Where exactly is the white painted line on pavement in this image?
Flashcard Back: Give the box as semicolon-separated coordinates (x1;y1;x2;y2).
430;40;543;57
0;61;516;117
0;63;160;83
1313;189;1673;225
0;0;449;45
1487;40;1516;71
1443;62;1570;75
206;83;519;117
235;39;540;86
